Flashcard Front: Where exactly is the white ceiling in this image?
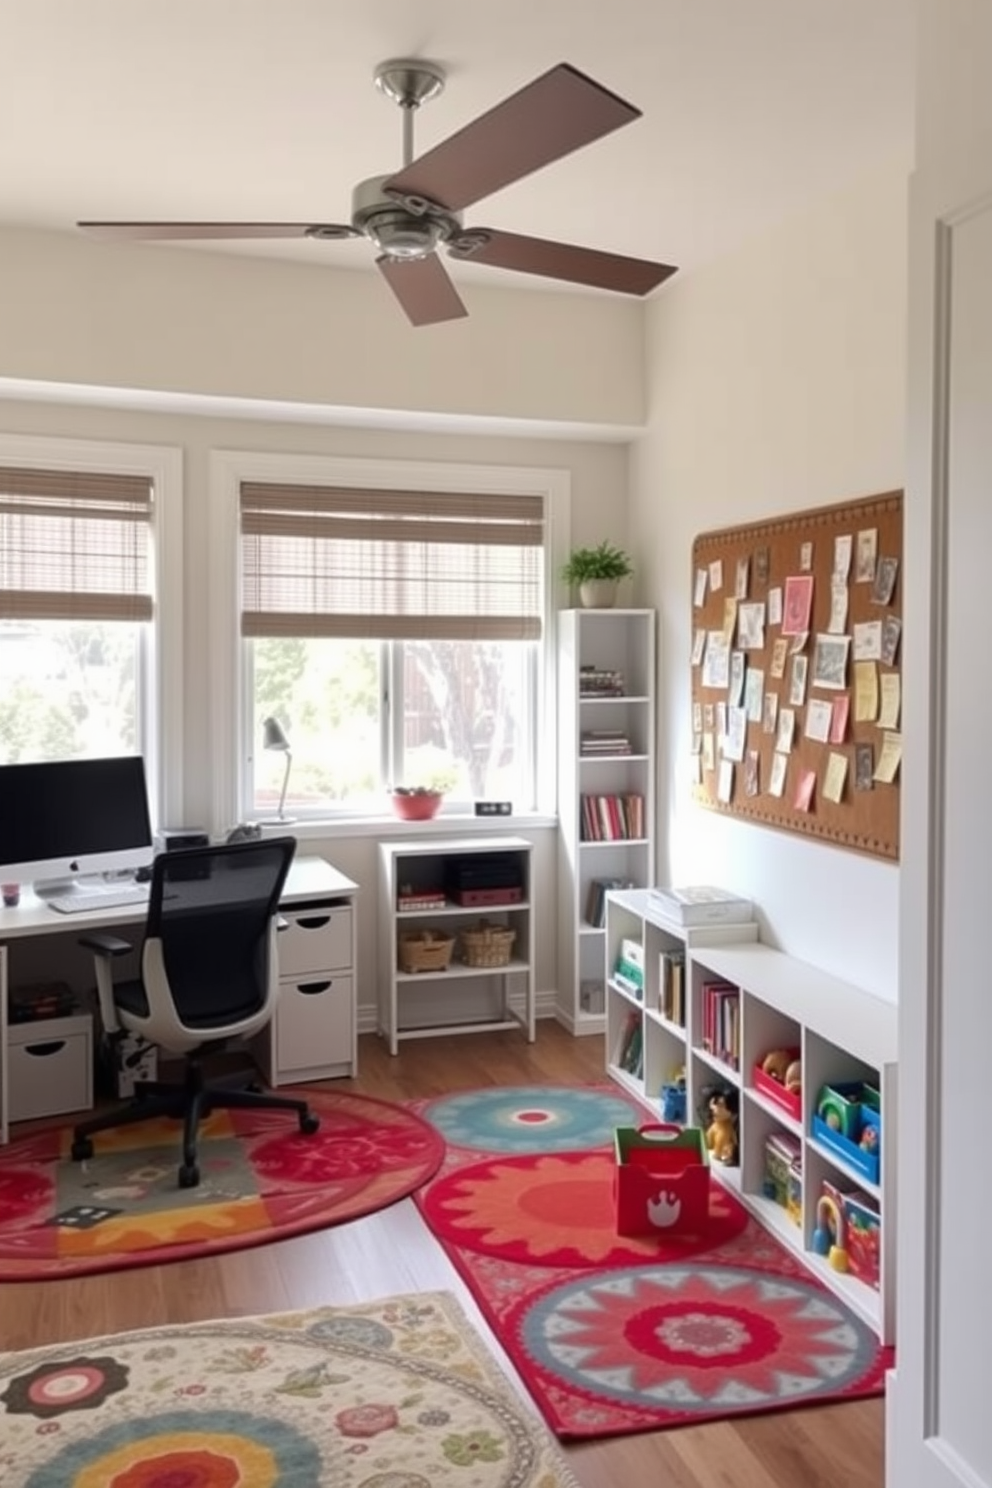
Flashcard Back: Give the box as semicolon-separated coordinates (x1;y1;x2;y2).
0;0;915;295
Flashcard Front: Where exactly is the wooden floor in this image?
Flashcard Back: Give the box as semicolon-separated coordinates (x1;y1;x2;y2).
0;1023;886;1488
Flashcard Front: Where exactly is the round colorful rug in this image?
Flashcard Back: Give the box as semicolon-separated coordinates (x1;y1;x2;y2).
510;1260;887;1432
418;1083;644;1155
0;1089;445;1280
420;1149;749;1266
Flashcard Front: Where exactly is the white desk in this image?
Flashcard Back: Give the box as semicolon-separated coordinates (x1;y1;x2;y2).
0;855;359;1142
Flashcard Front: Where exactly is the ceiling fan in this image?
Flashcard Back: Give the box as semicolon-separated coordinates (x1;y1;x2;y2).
78;59;677;327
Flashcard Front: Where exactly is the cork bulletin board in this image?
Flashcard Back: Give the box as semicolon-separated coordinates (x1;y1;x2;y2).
690;490;903;862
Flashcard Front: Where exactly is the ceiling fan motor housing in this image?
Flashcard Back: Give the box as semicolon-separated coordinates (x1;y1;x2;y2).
351;175;462;259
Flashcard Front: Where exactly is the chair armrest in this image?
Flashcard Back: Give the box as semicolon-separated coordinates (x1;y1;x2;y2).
79;933;133;957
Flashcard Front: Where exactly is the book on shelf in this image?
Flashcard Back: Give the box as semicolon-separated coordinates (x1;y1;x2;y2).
700;979;740;1069
614;1010;644;1078
584;876;634;928
578;666;626;698
648;884;753;926
659;949;686;1026
580;793;645;841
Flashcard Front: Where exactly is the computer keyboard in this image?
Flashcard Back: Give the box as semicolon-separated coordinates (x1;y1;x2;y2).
47;884;150;915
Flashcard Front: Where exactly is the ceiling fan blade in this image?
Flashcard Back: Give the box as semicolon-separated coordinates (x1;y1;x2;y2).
377;253;468;326
384;62;639;213
77;221;359;241
448;227;677;296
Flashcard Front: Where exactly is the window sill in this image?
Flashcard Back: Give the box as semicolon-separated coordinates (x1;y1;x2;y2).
256;811;559;842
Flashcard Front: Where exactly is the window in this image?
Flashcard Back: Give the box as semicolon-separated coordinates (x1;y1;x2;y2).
212;454;566;823
0;436;183;822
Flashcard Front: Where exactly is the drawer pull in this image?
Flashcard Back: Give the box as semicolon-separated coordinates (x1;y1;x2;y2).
296;980;332;996
24;1041;66;1058
295;916;331;931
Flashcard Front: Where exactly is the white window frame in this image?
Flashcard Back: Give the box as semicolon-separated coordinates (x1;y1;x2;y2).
209;448;570;835
0;431;184;828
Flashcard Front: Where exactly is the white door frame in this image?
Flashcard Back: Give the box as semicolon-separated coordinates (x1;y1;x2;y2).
889;135;992;1488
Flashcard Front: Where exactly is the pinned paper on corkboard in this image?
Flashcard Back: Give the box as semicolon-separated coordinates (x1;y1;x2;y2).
690;491;902;862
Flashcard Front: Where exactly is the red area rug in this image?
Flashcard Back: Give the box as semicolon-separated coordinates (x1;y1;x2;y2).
414;1085;892;1439
0;1089;445;1280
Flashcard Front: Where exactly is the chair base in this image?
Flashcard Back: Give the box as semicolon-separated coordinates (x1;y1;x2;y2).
71;1061;319;1189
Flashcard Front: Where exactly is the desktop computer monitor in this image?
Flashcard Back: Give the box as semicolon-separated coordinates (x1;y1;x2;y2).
0;755;154;890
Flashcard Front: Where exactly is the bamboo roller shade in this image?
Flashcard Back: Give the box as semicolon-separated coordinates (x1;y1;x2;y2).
690;490;903;862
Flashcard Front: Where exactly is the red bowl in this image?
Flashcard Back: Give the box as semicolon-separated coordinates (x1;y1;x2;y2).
390;791;444;821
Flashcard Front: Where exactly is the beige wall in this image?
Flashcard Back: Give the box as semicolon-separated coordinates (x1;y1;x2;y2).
0;226;644;430
632;163;909;1000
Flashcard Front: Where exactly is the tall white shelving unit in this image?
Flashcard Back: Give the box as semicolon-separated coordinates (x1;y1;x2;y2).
604;888;898;1344
556;608;655;1035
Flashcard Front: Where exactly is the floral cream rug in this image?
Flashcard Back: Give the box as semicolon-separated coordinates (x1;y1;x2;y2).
0;1290;577;1487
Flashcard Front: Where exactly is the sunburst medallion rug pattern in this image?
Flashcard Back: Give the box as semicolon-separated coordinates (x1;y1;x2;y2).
0;1089;445;1280
0;1291;579;1488
414;1085;893;1439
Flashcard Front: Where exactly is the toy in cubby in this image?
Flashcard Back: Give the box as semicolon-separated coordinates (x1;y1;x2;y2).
812;1178;852;1272
762;1130;802;1226
844;1191;881;1290
754;1046;802;1119
812;1080;881;1184
660;1068;686;1125
811;1176;881;1285
698;1083;739;1166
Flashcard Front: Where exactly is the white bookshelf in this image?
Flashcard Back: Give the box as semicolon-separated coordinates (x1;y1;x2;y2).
603;893;897;1344
377;836;535;1056
556;608;655;1036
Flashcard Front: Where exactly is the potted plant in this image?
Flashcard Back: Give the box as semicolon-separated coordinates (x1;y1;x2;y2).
560;540;634;608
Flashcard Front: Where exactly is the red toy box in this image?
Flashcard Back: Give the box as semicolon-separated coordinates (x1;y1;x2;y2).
613;1124;710;1237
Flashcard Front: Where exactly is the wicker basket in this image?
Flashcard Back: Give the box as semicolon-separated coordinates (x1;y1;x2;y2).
398;928;455;974
459;920;516;968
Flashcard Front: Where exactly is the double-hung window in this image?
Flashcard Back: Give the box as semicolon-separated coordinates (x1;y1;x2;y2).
0;436;183;821
238;473;552;819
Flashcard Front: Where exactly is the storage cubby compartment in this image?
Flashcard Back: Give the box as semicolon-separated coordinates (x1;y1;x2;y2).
691;965;741;1077
806;1031;883;1188
744;1000;803;1127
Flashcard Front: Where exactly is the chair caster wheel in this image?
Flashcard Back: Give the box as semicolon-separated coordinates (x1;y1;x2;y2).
178;1163;200;1189
71;1137;94;1162
300;1113;320;1135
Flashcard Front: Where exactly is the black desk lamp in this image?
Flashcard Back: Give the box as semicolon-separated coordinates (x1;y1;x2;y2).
262;716;296;824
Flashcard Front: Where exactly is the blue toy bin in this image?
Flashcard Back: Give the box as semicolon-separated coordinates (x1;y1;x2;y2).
812;1081;881;1185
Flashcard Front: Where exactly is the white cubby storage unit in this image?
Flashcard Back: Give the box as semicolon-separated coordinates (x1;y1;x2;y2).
556;608;655;1036
377;836;535;1057
604;893;897;1344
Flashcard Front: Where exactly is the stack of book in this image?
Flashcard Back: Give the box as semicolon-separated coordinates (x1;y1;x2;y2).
580;728;632;756
648;885;753;926
9;980;77;1023
612;937;644;999
578;665;626;698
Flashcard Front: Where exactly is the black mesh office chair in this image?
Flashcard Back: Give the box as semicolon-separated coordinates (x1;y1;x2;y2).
71;836;319;1188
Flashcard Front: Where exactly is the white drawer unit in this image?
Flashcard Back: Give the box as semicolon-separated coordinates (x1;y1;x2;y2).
8;1011;93;1122
256;892;359;1086
278;905;352;977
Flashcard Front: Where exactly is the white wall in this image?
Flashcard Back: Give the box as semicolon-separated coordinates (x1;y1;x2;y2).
631;164;908;1001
